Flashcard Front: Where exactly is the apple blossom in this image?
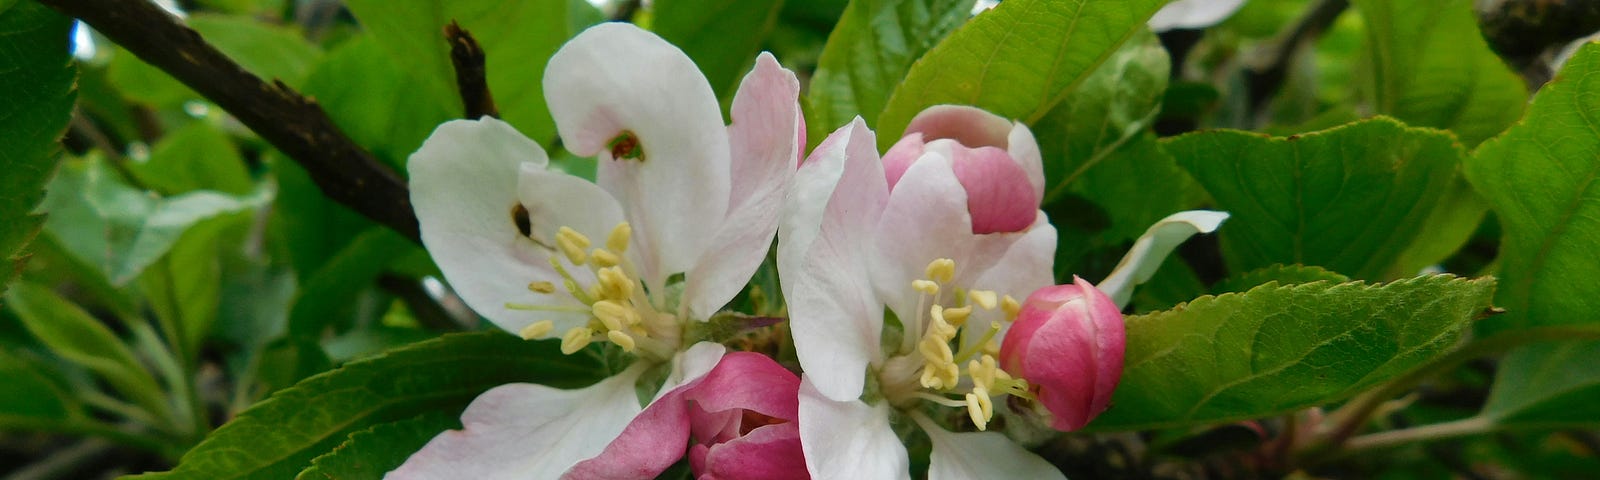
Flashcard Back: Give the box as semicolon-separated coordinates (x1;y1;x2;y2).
999;276;1124;432
780;104;1227;479
390;22;802;478
564;352;807;480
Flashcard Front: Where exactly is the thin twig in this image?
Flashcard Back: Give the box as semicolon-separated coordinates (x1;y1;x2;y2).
1342;416;1494;453
40;0;421;243
445;21;498;119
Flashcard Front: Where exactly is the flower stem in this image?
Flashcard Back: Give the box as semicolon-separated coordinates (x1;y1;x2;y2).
1342;416;1496;453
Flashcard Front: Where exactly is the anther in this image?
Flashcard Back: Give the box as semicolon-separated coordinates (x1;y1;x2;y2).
606;222;632;254
592;300;637;331
965;393;987;430
527;281;557;294
597;267;634;301
925;258;956;284
557;227;591;264
1001;295;1021;320
912;280;940;296
607;330;637;352
968;290;998;310
591;248;622;267
560;327;594;354
942;306;972;327
519;320;554;340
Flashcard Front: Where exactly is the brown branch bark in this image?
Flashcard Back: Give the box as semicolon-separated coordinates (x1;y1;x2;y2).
445;21;498;119
41;0;421;243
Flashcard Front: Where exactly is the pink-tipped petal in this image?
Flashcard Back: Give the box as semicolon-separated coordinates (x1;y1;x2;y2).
544;23;731;289
390;370;645;480
782;120;889;402
880;133;927;189
684;52;802;319
947;144;1041;234
1000;277;1125;431
904;104;1015;149
1005;123;1046;197
698;423;808;480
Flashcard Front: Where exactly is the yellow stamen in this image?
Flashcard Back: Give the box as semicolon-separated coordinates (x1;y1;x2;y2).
606;222;632;254
942;306;972;327
607;330;637;352
557;227;591;264
968;290;998;310
591;300;638;331
591;248;622;268
560;327;594;354
965;392;988;430
1001;295;1021;320
925;258;956;284
518;320;554;340
596;267;634;301
912;279;940;296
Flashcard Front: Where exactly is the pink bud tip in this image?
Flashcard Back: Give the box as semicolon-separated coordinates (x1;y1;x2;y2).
999;276;1126;431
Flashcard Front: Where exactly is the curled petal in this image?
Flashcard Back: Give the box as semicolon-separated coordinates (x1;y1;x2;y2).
1096;210;1229;307
1148;0;1248;32
544;23;731;288
903;104;1014;150
1000;276;1125;431
409;118;572;334
684;52;803;319
389;368;646;479
694;422;807;480
1005;123;1045;197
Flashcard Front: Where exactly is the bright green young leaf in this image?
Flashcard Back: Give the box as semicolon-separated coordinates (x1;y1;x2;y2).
295;411;459;480
1212;264;1350;295
287;227;417;338
1168;118;1469;280
0;347;82;429
1352;0;1525;147
567;0;605;35
300;36;456;170
129;332;608;480
1482;340;1600;428
342;0;570;142
875;0;1167;147
270;153;374;279
1034;29;1168;204
4;282;169;425
804;0;973;143
1090;275;1495;431
134;122;254;195
188;14;323;88
1465;43;1600;335
41;157;271;285
654;0;787;102
0;1;74;297
141;215;250;357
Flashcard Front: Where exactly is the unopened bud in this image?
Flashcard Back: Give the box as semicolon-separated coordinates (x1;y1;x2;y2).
998;276;1124;431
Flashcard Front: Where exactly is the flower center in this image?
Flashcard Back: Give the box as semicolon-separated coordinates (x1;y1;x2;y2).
607;130;645;161
879;258;1029;431
506;222;678;361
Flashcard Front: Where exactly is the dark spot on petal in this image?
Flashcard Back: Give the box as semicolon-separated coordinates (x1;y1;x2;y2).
607;130;645;161
739;410;787;436
511;203;532;237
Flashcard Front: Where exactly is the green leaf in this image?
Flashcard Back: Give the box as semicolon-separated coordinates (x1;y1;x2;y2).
0;1;74;297
295;411;460;480
41;157;272;285
287;227;417;338
1352;0;1525;147
134;122;254;195
1465;43;1600;335
188;14;322;88
1168;118;1469;280
4;282;168;423
0;346;82;428
300;36;456;170
654;0;787;103
1090;275;1495;430
804;0;973;144
874;0;1167;148
343;0;570;143
1482;340;1600;428
1212;264;1350;295
270;153;373;278
129;332;609;480
140;215;250;356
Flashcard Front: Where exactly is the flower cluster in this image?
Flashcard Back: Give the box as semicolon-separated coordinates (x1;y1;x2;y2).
394;22;1225;480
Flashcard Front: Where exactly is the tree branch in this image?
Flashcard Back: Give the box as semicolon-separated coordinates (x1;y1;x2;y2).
445;21;498;119
41;0;421;243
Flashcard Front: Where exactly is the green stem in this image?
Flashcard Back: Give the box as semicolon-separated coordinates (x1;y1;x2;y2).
1342;416;1496;453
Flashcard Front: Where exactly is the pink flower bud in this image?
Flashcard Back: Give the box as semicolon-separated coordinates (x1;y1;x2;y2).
566;352;808;479
880;105;1043;234
999;276;1125;431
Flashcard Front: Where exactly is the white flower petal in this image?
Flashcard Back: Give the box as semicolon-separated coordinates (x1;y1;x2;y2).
798;379;910;480
653;341;728;402
968;214;1057;347
683;53;802;319
387;368;646;480
781;119;888;402
409;118;565;334
871;151;974;320
544;23;731;288
914;417;1066;480
1148;0;1248;32
1097;210;1230;307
